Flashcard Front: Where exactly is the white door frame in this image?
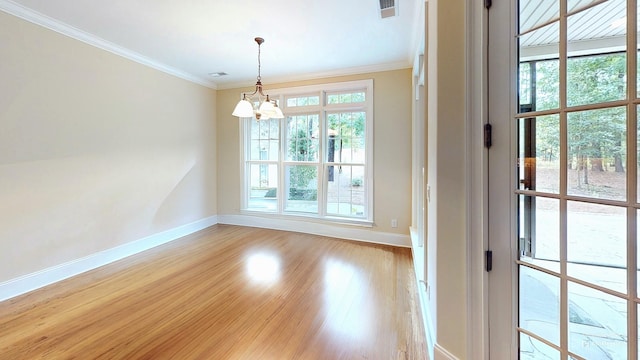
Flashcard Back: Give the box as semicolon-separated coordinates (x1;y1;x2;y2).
465;0;490;358
485;0;519;358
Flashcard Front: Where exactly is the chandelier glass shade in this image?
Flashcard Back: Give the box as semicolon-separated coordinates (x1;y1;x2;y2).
232;37;284;120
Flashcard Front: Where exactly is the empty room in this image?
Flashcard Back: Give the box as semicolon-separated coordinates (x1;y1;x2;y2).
0;0;481;359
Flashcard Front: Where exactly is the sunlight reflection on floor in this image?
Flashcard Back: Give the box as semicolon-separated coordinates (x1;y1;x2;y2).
246;252;281;285
322;258;373;345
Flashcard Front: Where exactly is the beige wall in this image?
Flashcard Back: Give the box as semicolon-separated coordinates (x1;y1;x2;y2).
427;0;469;358
217;69;412;235
0;12;217;282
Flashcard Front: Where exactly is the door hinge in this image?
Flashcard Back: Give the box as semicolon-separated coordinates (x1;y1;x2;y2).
485;250;493;272
484;123;492;149
485;0;492;9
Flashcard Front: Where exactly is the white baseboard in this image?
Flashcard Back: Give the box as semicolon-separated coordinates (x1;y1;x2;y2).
434;344;460;360
218;214;410;248
0;214;407;303
0;215;218;302
410;229;436;360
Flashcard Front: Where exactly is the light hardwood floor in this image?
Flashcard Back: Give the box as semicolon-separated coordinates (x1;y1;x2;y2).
0;225;427;359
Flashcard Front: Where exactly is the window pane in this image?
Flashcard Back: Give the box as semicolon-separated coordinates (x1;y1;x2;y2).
326;165;365;217
536;60;560;111
327;91;366;104
567;107;627;201
248;163;278;211
567;0;627;107
286;115;319;162
519;195;560;273
286;95;320;107
285;165;318;213
519;21;560;113
519;0;558;35
568;281;627;359
519;61;562;113
567;201;626;293
518;115;560;193
567;54;627;107
327;112;366;164
249;118;279;161
567;0;626;50
519;62;532;107
520;332;560;360
567;0;610;12
520;266;560;346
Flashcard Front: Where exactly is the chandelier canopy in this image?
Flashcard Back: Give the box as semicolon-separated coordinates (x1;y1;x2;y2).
232;37;284;120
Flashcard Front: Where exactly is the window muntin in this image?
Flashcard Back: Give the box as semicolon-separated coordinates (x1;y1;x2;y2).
286;94;320;107
516;0;635;358
325;164;366;217
326;91;366;105
249;118;280;161
241;80;373;223
284;114;320;214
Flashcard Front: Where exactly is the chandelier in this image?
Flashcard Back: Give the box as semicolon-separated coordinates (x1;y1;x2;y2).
232;37;284;120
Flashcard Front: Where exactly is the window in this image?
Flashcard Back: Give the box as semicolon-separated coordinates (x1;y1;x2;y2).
241;80;373;224
509;0;636;358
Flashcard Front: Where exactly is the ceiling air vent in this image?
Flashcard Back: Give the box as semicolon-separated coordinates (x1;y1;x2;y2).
379;0;397;18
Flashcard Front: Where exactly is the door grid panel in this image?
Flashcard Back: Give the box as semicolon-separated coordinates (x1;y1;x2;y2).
514;0;639;358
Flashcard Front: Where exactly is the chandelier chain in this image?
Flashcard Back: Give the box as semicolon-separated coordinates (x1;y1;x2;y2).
257;42;262;82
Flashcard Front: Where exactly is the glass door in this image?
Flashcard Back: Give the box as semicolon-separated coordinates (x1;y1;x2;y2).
492;0;640;358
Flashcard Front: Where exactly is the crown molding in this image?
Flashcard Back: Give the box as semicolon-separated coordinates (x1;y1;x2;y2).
0;0;217;90
216;60;412;90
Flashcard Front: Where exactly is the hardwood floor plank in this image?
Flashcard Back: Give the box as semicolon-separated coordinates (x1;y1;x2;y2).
0;225;427;359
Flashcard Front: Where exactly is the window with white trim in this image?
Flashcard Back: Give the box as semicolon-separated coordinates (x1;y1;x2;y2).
240;79;373;224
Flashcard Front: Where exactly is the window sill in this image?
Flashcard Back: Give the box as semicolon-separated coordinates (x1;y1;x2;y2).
239;209;374;228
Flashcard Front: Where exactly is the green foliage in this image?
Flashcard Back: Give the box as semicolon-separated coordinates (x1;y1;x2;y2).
327;92;365;104
289;188;317;201
535;60;560;111
288;128;318;191
264;188;277;198
521;53;627;178
535;115;560;161
567;107;625;170
567;54;626;106
288;129;316;162
288;165;317;190
327;112;365;148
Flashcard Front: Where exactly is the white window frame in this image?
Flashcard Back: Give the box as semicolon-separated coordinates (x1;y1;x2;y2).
239;79;374;226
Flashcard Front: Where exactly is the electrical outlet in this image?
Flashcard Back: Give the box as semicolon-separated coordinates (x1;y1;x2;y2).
391;219;398;228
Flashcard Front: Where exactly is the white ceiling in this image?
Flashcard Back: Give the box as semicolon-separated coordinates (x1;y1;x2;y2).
1;0;423;89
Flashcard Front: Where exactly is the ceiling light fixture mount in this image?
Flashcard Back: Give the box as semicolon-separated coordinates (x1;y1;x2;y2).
232;37;284;120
